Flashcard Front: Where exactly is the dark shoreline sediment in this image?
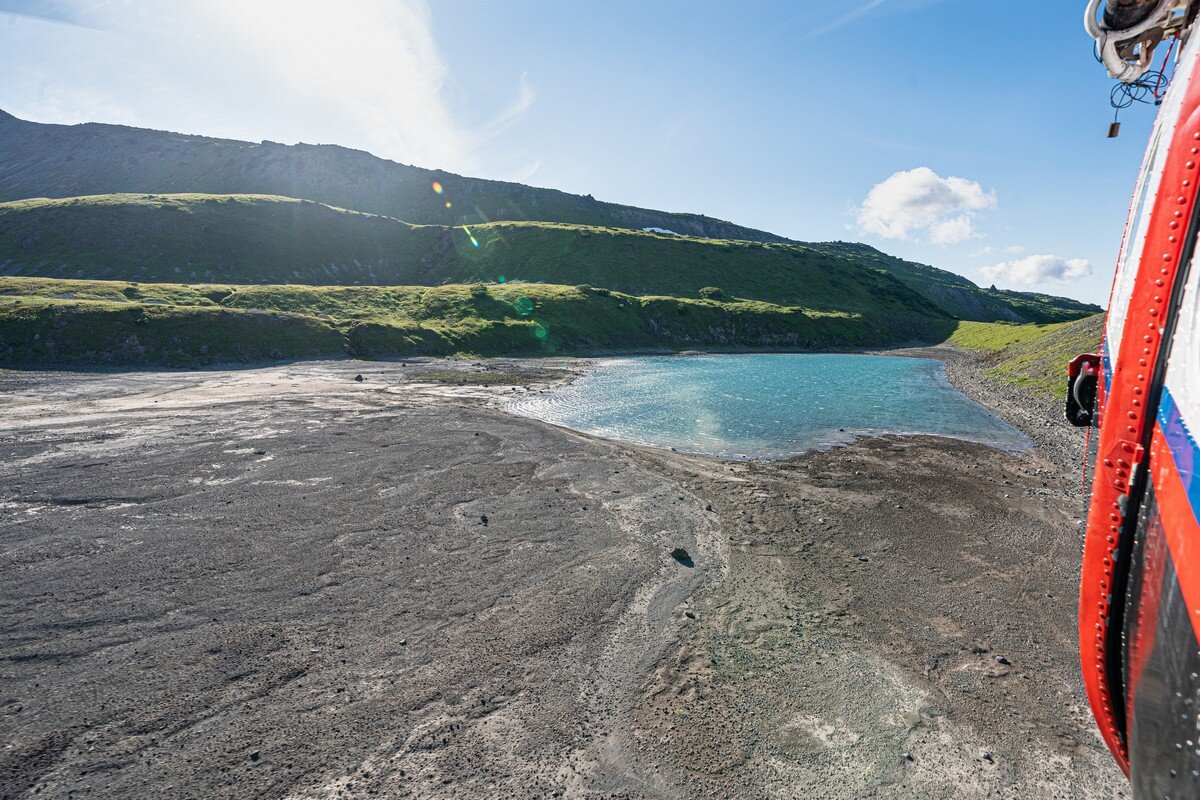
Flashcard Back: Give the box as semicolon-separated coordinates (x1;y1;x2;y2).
0;356;1121;799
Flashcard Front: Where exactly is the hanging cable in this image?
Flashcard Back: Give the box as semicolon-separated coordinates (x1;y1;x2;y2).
1111;68;1172;111
1106;35;1179;136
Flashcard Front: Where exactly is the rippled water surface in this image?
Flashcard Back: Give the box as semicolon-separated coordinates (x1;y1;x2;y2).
508;354;1031;459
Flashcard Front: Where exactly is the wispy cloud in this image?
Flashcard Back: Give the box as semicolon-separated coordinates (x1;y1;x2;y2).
472;71;537;146
970;244;1026;258
806;0;888;39
4;0;535;173
772;0;945;44
506;159;542;184
0;1;105;29
193;0;533;171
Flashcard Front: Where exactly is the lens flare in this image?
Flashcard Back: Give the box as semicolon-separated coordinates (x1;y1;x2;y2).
432;181;444;194
461;225;480;248
444;200;452;208
514;297;535;316
497;275;507;283
533;324;549;340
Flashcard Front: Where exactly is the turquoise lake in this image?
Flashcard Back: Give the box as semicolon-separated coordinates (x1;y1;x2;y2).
508;354;1032;459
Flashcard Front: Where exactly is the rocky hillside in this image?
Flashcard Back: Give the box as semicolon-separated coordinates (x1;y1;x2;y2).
0;110;783;242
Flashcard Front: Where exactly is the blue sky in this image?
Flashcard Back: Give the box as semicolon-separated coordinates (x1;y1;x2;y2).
0;0;1163;304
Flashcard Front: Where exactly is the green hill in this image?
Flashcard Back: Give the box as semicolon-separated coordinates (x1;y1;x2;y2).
0;194;942;314
0;194;1095;326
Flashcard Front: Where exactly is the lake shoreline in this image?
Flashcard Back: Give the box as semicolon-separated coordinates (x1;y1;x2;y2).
874;344;1083;475
503;351;1034;461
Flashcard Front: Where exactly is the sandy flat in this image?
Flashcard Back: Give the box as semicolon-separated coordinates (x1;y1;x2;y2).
0;357;1127;799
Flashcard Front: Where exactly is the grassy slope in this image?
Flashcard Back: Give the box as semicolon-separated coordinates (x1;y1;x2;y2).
945;313;1105;397
0;276;953;367
0;194;1095;327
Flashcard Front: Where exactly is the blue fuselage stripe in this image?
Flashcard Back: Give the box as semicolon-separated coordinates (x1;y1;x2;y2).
1103;346;1113;398
1158;387;1200;521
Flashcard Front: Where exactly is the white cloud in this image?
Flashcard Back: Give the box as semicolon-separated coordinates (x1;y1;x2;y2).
855;167;996;245
981;254;1092;286
929;215;975;245
1003;245;1026;256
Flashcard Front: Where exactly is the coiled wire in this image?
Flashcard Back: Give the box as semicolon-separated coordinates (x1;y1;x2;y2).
1111;69;1172;109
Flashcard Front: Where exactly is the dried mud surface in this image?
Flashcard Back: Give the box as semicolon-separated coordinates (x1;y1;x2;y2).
0;354;1127;799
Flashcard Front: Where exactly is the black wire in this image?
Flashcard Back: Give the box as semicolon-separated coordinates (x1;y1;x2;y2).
1111;69;1172;110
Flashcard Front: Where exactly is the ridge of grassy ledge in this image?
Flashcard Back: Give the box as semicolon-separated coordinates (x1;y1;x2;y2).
943;313;1105;398
0;276;942;367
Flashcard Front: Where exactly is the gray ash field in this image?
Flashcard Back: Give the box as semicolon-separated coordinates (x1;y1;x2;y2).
0;357;1126;799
